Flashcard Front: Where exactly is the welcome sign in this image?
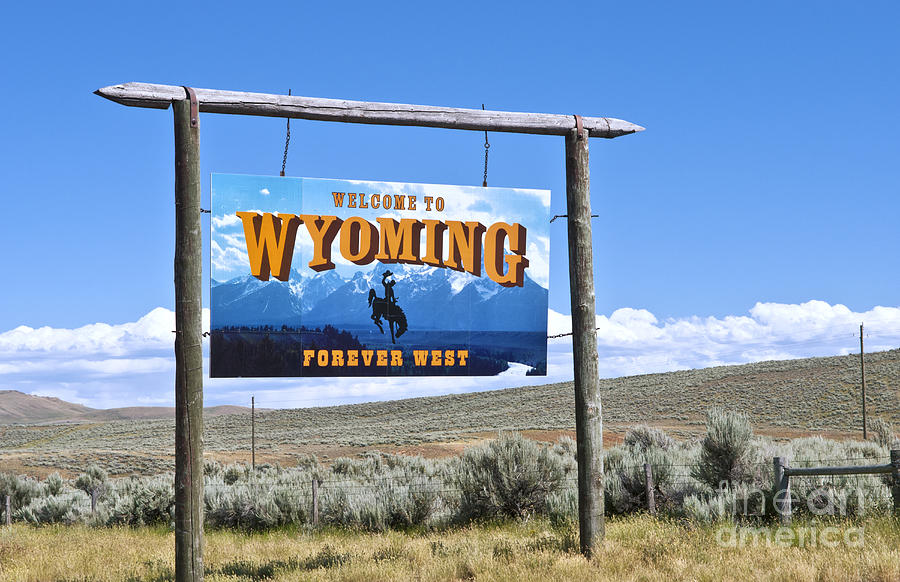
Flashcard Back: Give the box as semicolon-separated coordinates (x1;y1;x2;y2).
210;174;549;377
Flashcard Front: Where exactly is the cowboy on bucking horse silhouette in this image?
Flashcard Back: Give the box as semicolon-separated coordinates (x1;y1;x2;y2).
367;270;408;343
382;271;397;305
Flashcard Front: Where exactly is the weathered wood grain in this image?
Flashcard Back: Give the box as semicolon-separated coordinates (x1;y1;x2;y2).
173;96;205;582
95;82;644;138
565;127;605;556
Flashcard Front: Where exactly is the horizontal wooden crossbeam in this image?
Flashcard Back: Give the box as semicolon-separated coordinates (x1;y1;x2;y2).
95;82;644;138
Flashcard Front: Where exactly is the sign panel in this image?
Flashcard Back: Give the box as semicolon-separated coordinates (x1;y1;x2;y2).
210;174;549;377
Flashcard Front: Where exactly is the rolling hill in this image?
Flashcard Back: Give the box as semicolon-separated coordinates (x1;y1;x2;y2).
1;348;897;477
0;391;250;424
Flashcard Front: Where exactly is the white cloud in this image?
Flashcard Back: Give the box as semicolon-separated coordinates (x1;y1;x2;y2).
211;213;241;229
0;301;897;409
211;239;250;273
260;188;270;196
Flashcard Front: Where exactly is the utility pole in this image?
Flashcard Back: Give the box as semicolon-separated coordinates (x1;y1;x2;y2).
860;323;867;440
251;395;256;471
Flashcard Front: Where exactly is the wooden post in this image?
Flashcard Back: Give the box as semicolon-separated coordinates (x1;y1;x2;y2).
773;457;791;524
643;463;656;516
91;489;97;514
860;323;867;440
4;495;9;525
173;92;205;582
565;126;604;556
311;478;319;527
251;396;256;471
891;450;900;516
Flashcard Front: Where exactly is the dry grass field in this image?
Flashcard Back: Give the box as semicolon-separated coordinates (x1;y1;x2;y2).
1;349;897;477
2;516;899;582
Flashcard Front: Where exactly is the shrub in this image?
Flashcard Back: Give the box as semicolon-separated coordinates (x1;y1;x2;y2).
870;418;898;449
205;484;287;531
16;491;90;525
624;425;675;452
203;459;223;477
546;485;577;527
106;475;175;526
380;480;440;528
454;432;564;520
222;463;249;485
75;464;108;497
0;473;43;514
605;443;675;514
692;409;754;488
44;473;65;496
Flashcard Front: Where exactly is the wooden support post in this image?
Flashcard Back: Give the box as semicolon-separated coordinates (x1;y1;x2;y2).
860;323;867;440
91;489;97;514
174;92;205;582
891;450;900;516
565;126;604;556
251;396;256;471
643;463;656;516
773;457;791;524
4;495;10;525
312;478;320;527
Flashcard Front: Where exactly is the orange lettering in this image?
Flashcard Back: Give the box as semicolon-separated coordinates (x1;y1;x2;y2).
236;212;301;281
299;215;342;272
484;222;528;287
445;221;486;276
421;219;446;267
339;216;378;265
374;218;424;263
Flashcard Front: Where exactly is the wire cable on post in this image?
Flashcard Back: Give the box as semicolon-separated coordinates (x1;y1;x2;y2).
280;89;292;176
482;104;490;187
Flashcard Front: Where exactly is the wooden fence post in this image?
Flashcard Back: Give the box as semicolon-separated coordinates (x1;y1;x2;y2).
91;489;97;514
565;124;604;557
773;457;791;524
891;450;900;516
312;479;320;527
4;495;10;525
173;90;205;582
644;463;656;516
251;396;256;471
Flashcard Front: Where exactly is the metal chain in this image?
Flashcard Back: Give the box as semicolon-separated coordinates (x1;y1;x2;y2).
482;104;490;187
280;89;291;176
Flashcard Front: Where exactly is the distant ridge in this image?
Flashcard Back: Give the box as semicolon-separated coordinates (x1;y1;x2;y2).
0;391;252;424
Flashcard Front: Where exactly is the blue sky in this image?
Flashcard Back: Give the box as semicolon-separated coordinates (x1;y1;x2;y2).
1;1;898;408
